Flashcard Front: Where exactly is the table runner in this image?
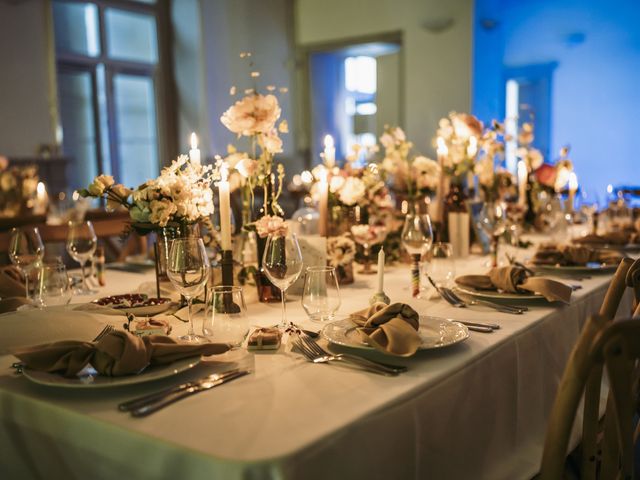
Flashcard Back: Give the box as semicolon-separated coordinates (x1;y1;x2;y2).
0;256;633;479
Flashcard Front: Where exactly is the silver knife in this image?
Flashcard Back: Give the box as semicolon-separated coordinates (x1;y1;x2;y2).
130;370;250;417
119;369;240;412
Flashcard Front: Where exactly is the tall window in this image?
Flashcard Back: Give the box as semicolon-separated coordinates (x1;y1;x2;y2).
344;56;377;152
53;0;162;190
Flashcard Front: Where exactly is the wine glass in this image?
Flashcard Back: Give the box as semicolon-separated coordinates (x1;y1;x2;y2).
203;286;249;347
167;237;210;343
66;220;97;295
36;262;72;307
9;227;44;300
478;201;507;268
401;210;433;297
350;222;388;274
301;266;341;322
262;231;303;329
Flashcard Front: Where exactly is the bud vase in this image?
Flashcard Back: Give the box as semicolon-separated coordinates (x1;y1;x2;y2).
445;178;470;258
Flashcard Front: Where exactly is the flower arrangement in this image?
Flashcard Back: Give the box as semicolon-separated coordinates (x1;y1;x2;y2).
219;53;289;223
327;234;356;268
379;125;440;199
79;155;214;230
253;214;289;238
436;112;483;178
475;120;515;200
0;158;40;217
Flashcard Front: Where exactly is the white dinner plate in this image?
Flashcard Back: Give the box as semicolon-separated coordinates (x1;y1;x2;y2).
321;316;469;352
531;262;618;274
22;357;200;389
454;285;543;301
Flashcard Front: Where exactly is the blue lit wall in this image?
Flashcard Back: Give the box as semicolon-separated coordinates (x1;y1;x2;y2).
473;0;640;198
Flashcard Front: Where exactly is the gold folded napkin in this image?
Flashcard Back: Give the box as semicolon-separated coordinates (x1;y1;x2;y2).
349;302;421;357
456;266;572;303
573;231;632;246
532;244;623;266
11;330;230;377
0;266;25;299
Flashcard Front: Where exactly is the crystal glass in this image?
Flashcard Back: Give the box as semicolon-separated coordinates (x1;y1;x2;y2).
478;201;507;268
9;227;45;300
36;262;72;307
350;221;388;274
301;266;341;322
401;210;433;256
66;220;98;295
262;231;303;329
167;237;210;343
203;286;249;347
422;242;455;286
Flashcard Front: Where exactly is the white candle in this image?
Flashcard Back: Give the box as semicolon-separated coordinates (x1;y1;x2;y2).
323;135;335;168
377;248;385;292
189;132;201;166
568;172;578;212
218;162;232;250
517;160;528;207
433;137;448;223
318;167;328;236
34;181;48;215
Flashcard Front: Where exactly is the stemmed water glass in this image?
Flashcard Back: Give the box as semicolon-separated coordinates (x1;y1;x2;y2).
401;210;433;297
66;220;97;295
262;231;303;329
350;222;388;274
9;227;44;301
167;237;210;343
479;201;507;268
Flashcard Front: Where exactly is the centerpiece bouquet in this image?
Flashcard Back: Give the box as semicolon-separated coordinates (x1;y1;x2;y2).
475;120;515;202
0;158;40;217
217;52;290;301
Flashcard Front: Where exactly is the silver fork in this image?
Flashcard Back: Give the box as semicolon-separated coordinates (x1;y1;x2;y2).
442;287;526;315
12;324;115;374
298;332;407;374
293;337;400;376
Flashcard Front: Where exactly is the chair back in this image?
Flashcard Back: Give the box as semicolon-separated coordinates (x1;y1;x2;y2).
540;317;640;480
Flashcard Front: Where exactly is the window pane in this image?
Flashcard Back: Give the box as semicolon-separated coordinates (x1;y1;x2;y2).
58;70;98;191
53;2;100;57
105;9;158;63
113;74;158;187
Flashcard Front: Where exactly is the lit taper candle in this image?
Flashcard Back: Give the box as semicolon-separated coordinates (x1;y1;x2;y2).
323;135;335;168
189;132;201;166
218;162;232;250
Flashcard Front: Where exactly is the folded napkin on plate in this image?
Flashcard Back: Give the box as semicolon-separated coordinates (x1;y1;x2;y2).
455;266;572;304
349;302;421;357
573;231;633;246
532;244;623;266
11;330;230;377
0;266;25;299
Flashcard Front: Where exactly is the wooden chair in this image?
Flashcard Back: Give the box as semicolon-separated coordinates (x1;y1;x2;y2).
540;316;640;480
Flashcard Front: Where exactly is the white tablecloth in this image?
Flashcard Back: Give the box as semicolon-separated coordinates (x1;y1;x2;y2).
0;256;633;480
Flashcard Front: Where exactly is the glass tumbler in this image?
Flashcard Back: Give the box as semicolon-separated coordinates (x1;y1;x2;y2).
36;262;73;307
301;266;341;322
203;286;249;347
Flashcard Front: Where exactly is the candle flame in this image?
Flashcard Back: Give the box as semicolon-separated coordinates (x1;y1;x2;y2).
190;132;198;150
324;135;334;149
36;181;46;196
436;137;448;156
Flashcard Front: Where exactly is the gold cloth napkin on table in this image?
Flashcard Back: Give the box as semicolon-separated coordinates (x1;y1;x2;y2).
11;330;230;377
0;266;25;298
349;302;421;357
455;266;572;304
532;244;623;266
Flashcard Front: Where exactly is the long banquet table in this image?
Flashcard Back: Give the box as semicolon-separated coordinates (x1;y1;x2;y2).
0;253;634;480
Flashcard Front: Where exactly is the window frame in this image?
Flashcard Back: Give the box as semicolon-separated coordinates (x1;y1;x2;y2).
52;0;176;187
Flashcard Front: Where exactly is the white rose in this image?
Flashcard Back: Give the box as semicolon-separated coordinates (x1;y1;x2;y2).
329;175;345;193
149;199;177;227
87;174;115;196
337;177;366;206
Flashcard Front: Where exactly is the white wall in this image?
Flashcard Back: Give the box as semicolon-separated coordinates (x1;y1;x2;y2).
295;0;473;156
0;0;56;156
172;0;298;172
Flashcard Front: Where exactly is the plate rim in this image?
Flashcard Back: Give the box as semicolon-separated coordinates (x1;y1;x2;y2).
22;356;200;389
321;315;469;352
